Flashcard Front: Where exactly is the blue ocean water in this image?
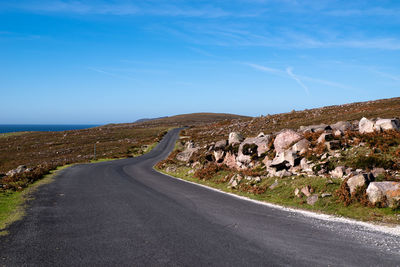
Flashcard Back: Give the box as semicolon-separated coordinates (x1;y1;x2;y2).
0;124;100;133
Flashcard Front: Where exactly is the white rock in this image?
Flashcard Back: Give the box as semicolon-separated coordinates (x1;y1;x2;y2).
330;166;345;179
228;132;244;145
375;119;400;131
359;117;375;134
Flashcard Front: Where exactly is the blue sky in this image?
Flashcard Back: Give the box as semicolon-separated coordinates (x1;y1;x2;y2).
1;0;399;124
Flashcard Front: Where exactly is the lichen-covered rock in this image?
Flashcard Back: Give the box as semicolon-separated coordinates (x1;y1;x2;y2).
359;117;375;134
274;129;303;153
366;182;400;207
228;132;244;145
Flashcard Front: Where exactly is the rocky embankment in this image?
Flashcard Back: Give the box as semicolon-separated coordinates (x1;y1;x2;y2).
170;117;400;209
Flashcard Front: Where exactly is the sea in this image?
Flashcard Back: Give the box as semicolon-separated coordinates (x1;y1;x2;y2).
0;124;100;134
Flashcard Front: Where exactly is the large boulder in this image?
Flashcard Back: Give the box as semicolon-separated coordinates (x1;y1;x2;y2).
228;132;244;145
291;139;310;154
238;135;272;158
6;165;27;177
330;121;353;132
176;143;199;162
346;173;374;194
359;117;375;134
270;150;300;170
326;140;341;151
317;133;333;144
223;152;238;169
214;140;228;149
374;119;400;131
366;182;400;207
330;166;345;179
213;150;225;163
299;124;331;133
274;129;303;153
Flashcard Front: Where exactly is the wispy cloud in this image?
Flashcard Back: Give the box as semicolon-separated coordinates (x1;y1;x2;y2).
372;70;400;82
246;63;354;92
326;7;400;17
286;67;309;95
88;67;136;81
1;1;233;18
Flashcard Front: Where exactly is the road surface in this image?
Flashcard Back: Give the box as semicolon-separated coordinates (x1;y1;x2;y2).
1;128;400;266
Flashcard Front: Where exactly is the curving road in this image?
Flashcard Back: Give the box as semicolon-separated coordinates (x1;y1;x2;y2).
1;128;400;266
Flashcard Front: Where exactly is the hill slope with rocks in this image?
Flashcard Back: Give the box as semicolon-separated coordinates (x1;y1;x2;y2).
157;97;400;223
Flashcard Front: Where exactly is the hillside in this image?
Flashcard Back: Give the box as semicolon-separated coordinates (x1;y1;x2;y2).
156;97;400;223
186;97;400;145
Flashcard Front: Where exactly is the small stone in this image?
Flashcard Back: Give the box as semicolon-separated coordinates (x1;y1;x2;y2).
301;186;311;197
269;179;279;189
307;195;319;205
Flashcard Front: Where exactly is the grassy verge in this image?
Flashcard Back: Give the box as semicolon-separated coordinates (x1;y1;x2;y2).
0;164;71;235
156;165;400;225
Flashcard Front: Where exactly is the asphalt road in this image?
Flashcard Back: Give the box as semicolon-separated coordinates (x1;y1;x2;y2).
1;128;400;266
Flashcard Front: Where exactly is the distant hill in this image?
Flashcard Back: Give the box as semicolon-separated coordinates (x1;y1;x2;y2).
136;113;251;127
134;117;168;123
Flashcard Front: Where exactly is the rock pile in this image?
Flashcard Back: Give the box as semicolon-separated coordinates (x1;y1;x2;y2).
176;117;400;208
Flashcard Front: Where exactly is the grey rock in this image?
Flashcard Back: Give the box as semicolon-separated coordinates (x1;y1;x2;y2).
330;121;353;132
330;166;345;179
228;132;244;145
291;139;310;154
215;140;227;149
299;124;331;133
274;129;303;153
307;194;319;205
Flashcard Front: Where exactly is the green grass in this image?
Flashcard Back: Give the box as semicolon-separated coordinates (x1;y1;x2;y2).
157;165;400;225
0;132;29;138
0;164;72;235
